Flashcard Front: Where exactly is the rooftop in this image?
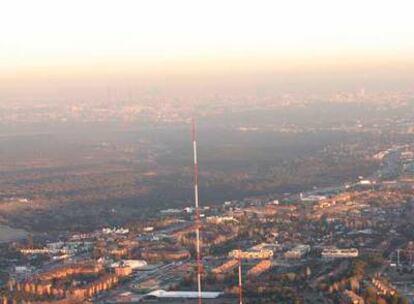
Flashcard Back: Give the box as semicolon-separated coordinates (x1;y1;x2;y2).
146;290;223;299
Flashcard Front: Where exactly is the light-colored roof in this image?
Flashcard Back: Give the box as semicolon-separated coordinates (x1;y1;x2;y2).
146;289;222;299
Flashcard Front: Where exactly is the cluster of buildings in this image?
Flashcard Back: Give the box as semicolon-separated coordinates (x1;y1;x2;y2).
4;261;132;303
2;160;414;303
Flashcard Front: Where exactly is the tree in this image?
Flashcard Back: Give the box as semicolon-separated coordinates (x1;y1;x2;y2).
376;297;387;304
399;297;410;304
364;287;377;304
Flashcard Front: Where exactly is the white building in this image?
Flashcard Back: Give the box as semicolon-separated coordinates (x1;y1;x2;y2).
229;249;273;259
102;227;129;235
15;266;30;274
145;290;222;299
46;241;64;250
300;193;327;202
111;259;147;270
322;247;359;258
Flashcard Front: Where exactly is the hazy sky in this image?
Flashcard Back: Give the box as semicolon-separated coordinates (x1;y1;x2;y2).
1;0;414;100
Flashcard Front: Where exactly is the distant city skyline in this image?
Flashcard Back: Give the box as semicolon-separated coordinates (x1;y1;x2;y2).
1;0;414;101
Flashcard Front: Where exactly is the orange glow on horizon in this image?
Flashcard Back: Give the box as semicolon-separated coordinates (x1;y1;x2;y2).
1;0;414;78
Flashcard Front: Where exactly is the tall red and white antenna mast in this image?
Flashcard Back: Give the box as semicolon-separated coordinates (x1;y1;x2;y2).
192;118;203;304
238;256;243;304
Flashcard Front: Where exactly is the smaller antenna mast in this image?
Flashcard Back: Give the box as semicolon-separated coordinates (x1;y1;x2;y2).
192;118;203;304
238;256;243;304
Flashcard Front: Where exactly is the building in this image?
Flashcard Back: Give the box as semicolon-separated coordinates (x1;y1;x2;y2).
284;245;311;259
144;289;223;299
14;266;30;275
342;290;365;304
111;260;147;270
211;259;238;274
251;243;280;253
372;278;397;296
142;248;190;262
206;216;239;224
300;193;327;202
229;249;273;259
114;266;133;277
322;248;359;259
247;260;272;277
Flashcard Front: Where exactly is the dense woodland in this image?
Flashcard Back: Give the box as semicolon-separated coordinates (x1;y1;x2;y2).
1;102;410;232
